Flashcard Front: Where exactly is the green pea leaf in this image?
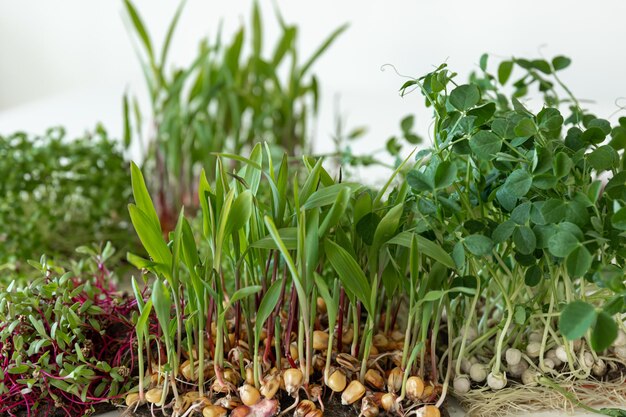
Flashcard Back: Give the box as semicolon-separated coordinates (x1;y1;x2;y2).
590;311;618;351
552;56;571;71
504;169;533;198
463;234;493;257
559;301;596;341
588;145;619;172
525;265;542;287
548;231;579;257
434;161;457;189
514;118;537;137
449;84;480;111
566;246;592;278
498;61;513;85
612;207;626;231
470;131;502;160
513;226;536;255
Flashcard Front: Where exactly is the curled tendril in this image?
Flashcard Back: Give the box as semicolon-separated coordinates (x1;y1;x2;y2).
608;97;626;119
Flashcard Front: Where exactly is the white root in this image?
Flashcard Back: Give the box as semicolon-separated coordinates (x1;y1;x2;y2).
505;348;521;366
583;352;594;368
528;331;542;343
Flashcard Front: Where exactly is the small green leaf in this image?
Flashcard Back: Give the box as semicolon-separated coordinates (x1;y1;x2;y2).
590;311;618;351
255;279;283;336
504;169;533;198
513;226;536;255
525;265;542;287
514;118;537;137
324;240;372;315
470;131;502;160
434;161;457;189
588;145;619;172
552;56;571;71
498;61;513;85
612;207;626;231
559;301;596;340
548;231;579;257
464;234;493;257
566;246;592;277
449;84;480;111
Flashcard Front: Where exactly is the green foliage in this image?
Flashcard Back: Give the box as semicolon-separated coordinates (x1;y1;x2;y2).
400;52;626;355
0;246;135;415
124;0;346;232
0;127;134;281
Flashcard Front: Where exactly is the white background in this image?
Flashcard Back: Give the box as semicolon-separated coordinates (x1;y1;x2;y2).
2;0;626;171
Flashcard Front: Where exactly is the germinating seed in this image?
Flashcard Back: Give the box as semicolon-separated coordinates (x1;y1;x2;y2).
526;342;542;358
469;363;487;383
521;369;539;386
342;380;366;405
453;375;470;394
387;367;403;393
555;346;569;363
406;376;425;401
507;361;528;377
487;372;507;390
505;348;522;366
592;359;607;376
327;369;347;392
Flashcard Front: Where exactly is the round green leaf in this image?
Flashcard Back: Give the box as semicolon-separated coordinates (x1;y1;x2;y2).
514;118;537;137
470;131;502;160
565;245;592;277
449;84;480;111
552;56;571;71
504;169;533;198
434;161;458;189
559;301;596;341
513;226;536;255
548;231;579;257
611;207;626;231
590;311;618;351
463;234;493;257
588;145;619;172
498;61;513;85
524;265;542;287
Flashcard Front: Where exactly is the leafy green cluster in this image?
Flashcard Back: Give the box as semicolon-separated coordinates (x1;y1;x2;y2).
127;136;462;406
402;54;626;351
0;126;134;281
0;245;136;416
123;0;346;230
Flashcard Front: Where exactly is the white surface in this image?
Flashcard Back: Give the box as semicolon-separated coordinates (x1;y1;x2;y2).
2;0;626;163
